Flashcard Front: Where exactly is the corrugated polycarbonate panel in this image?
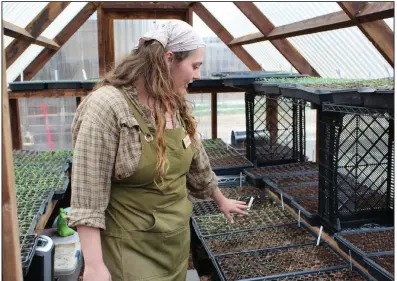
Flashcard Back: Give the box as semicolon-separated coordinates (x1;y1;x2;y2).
254;2;341;26
4;35;14;48
288;27;393;79
201;2;259;37
243;42;297;72
7;45;44;83
40;2;87;39
2;2;49;28
384;18;394;31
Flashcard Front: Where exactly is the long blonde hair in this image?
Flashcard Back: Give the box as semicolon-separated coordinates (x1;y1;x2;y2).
99;40;201;179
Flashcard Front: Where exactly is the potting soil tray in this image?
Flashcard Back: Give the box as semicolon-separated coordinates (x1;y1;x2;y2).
267;183;318;205
214;243;348;281
53;176;70;200
265;267;374;281
202;223;316;256
189;185;263;203
217;174;247;188
263;173;319;189
20;234;39;276
210;155;254;176
19;215;38;236
364;252;394;281
192;207;294;237
193;195;272;217
334;227;394;267
290;197;320;226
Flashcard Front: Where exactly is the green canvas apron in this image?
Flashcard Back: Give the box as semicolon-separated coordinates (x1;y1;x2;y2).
101;90;194;281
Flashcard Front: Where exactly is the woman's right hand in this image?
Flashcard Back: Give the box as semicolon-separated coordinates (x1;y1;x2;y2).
83;262;112;281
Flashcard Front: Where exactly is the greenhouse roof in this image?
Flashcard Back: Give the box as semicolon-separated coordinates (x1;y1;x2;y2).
2;1;394;83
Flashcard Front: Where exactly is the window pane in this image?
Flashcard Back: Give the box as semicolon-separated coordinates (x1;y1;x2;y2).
201;2;259;37
288;27;393;78
254;2;341;27
33;13;99;81
7;45;44;83
384;18;394;31
243;42;297;72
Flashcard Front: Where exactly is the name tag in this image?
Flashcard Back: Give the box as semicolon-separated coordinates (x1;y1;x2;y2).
183;134;191;149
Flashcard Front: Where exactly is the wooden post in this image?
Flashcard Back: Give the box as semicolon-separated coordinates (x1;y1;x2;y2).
98;6;115;77
211;93;217;139
9;99;22;150
2;39;23;281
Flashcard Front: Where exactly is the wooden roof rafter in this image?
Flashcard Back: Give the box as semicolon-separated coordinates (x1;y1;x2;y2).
229;2;394;46
191;2;262;71
234;2;320;76
338;1;394;66
14;2;98;82
5;2;70;68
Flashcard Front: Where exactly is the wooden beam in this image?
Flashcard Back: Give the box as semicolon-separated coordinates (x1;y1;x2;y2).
2;38;23;281
9;99;22;150
339;2;394;66
35;200;58;235
192;2;261;71
101;1;190;11
211;93;217;139
106;10;186;20
3;20;60;50
6;2;70;68
229;2;394;46
234;2;320;76
15;2;97;82
187;5;194;25
98;7;115;76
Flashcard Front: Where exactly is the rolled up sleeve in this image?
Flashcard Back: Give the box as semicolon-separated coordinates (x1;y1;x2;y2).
186;145;219;199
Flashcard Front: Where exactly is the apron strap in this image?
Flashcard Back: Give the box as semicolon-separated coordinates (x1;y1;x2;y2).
120;88;152;137
176;111;187;132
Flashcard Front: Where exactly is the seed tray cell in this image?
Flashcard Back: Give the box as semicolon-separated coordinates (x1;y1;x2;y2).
364;253;394;281
52;175;70;200
264;173;319;189
215;244;347;281
281;185;319;199
220;186;263;198
264;267;373;281
203;223;316;256
290;197;320;226
193;195;272;217
19;215;38;236
193;208;294;237
20;234;38;276
334;228;394;267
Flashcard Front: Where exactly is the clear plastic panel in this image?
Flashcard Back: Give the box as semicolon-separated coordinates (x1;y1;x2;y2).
384;18;394;31
4;35;14;48
7;45;44;83
243;42;297;72
288;27;393;78
201;2;259;38
40;2;87;39
254;2;342;27
33;13;99;81
2;2;49;29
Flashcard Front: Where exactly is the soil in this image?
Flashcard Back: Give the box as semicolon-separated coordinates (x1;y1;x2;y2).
217;244;346;280
268;174;319;186
295;198;318;213
246;162;318;177
371;254;394;275
220;186;262;198
204;224;315;255
340;229;394;253
265;268;368;281
210;155;252;168
281;185;319;198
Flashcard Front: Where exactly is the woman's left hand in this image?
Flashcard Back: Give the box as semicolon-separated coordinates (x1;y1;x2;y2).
217;197;250;224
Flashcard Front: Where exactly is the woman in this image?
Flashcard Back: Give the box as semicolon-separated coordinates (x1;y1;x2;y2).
69;20;249;281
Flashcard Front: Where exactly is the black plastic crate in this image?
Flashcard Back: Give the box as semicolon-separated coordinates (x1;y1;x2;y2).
318;106;394;231
202;223;316;256
20;234;39;277
334;227;394;267
364;252;394;281
245;93;306;167
214;243;348;281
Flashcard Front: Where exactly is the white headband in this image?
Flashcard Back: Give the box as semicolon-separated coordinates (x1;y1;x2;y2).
135;20;205;52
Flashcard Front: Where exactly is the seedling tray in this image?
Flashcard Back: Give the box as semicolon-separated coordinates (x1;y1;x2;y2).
9;81;46;91
290;197;320;226
81;80;100;89
211;156;254;176
202;223;316;256
20;234;39;276
263;173;319;190
264;267;374;281
268;183;318;205
214;243;348;281
47;80;81;89
52;175;70;200
19;215;38;236
334;227;394;267
192;207;294;237
192;195;271;217
364;252;394;281
219;186;263;198
217;174;248;188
